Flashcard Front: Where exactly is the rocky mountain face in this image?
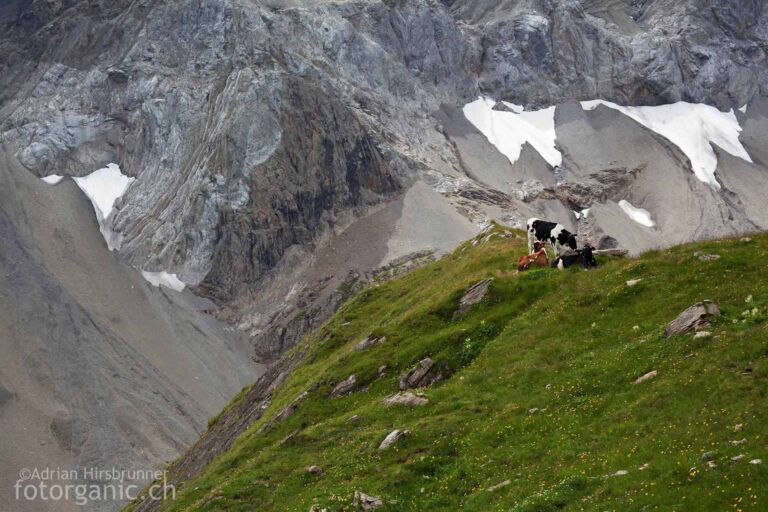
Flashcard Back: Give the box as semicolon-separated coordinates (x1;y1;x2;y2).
454;0;766;108
1;1;767;508
2;0;767;358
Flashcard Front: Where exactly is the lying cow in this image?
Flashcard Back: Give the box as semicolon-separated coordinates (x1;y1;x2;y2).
551;244;598;270
517;242;549;272
527;217;577;257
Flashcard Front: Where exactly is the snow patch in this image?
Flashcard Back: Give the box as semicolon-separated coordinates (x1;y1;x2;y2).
573;208;590;220
141;271;186;292
581;100;752;189
738;104;747;114
72;163;135;250
618;200;655;228
41;175;64;185
463;97;561;167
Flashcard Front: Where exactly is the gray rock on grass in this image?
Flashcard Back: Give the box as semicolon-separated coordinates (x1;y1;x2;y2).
455;279;493;316
329;375;357;398
383;392;428;406
399;358;443;390
379;429;408;450
664;301;721;337
353;491;383;510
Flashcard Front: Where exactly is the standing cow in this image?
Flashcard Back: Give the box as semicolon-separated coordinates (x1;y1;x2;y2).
526;218;577;257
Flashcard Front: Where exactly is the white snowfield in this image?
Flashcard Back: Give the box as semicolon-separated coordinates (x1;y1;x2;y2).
464;98;754;190
72;163;135;251
463;97;561;168
618;200;655;228
581;100;752;189
62;163;185;292
41;174;64;185
141;271;187;292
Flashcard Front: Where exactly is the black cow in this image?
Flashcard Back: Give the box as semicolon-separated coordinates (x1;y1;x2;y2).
551;244;598;270
526;217;577;257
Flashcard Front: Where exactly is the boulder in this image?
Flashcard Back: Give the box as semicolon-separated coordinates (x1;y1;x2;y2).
597;235;619;250
398;358;443;390
378;429;408;450
353;491;383;510
382;392;428;406
329;375;357;397
307;465;323;475
455;279;492;316
664;301;721;337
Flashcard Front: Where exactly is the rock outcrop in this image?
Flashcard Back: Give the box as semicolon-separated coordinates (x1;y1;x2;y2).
455;278;493;316
664;301;722;337
451;0;767;109
352;491;384;511
329;375;358;398
383;392;429;407
399;358;444;390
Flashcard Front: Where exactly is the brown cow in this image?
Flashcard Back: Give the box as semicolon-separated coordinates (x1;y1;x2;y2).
517;241;549;272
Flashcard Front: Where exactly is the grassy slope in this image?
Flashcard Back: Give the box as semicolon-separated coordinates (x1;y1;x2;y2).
150;226;767;511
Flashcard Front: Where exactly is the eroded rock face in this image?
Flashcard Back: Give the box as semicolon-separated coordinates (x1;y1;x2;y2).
451;0;767;109
0;0;477;368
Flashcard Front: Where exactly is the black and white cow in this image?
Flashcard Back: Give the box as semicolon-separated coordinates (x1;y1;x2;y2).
526;217;577;257
551;244;598;270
